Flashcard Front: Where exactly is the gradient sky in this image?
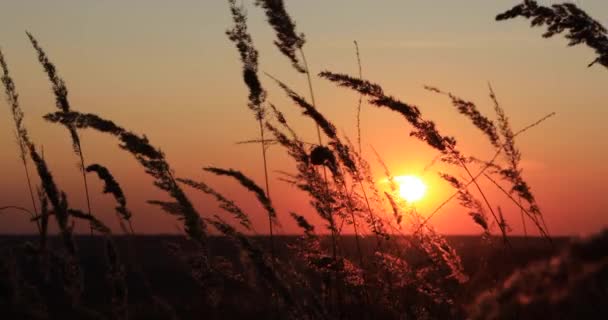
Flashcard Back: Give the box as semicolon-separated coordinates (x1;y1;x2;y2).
1;1;607;236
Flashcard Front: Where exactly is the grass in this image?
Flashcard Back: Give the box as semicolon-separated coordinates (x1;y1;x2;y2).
0;0;606;319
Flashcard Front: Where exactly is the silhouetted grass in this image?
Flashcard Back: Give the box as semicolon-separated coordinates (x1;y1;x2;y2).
0;1;605;319
43;111;208;247
0;48;41;234
86;164;134;234
497;0;608;68
27;32;96;235
226;0;275;254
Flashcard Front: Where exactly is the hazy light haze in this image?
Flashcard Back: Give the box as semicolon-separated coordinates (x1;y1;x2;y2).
1;0;607;236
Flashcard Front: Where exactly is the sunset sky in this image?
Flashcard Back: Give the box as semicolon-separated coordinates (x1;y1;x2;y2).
0;0;607;236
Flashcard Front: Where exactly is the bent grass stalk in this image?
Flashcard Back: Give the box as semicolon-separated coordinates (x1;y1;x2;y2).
497;0;608;69
43;111;208;246
86;163;134;234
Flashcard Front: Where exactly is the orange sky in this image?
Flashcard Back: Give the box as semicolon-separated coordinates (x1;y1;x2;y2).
1;1;607;236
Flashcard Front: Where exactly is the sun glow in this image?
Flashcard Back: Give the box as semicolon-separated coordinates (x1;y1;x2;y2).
395;175;427;203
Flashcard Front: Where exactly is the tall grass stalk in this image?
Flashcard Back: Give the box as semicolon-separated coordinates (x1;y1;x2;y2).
255;0;344;273
299;48;323;146
519;196;528;239
27;142;88;309
226;0;275;255
354;40;363;154
266;79;344;268
268;75;367;266
254;0;340;250
297;49;339;260
0;48;41;233
349;42;382;246
265;110;347;309
488;84;551;237
26;32;95;235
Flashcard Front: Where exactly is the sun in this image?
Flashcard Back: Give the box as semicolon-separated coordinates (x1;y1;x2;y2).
395;175;427;203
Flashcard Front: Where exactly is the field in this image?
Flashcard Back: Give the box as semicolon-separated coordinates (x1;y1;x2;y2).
1;235;571;319
1;0;607;319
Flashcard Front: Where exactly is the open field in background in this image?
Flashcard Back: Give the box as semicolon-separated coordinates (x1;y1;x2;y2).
0;235;571;319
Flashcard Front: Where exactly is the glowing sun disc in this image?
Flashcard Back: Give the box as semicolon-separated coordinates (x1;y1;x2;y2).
395;175;427;203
